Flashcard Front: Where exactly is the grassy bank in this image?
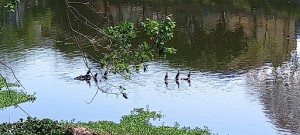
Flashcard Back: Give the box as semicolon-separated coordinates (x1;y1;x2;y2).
0;108;212;135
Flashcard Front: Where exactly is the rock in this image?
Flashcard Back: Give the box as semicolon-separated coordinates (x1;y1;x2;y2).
66;125;99;135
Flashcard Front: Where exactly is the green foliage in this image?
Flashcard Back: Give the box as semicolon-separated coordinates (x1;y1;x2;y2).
120;107;163;127
103;21;143;75
134;42;154;65
106;20;137;45
0;76;18;88
0;108;211;135
0;117;64;135
0;90;36;109
79;107;211;135
0;77;36;109
165;47;177;54
4;0;19;12
102;18;176;76
142;17;177;55
142;17;176;45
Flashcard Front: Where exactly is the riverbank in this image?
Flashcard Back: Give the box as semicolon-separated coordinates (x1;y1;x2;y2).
0;108;212;135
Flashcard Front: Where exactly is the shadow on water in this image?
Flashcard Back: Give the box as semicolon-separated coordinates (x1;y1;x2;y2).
2;0;300;134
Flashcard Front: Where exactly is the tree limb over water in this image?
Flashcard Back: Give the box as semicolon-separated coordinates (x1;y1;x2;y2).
0;61;26;91
0;61;34;117
64;0;176;101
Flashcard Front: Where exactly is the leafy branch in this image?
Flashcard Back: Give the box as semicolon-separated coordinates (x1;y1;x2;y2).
0;63;35;116
64;0;176;101
4;0;19;12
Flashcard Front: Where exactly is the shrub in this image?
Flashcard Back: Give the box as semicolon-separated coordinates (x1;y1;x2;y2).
0;117;64;135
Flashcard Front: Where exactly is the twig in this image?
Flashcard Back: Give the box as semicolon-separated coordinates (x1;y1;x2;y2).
0;60;26;92
0;74;31;117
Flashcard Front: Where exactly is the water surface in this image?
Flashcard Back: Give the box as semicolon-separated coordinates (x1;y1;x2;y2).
1;0;300;135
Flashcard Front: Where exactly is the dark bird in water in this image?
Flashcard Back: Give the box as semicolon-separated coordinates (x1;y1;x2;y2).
86;70;91;75
86;80;91;87
175;80;179;88
164;72;168;81
181;71;191;81
122;92;128;99
93;73;98;82
143;64;148;72
74;70;92;81
103;70;108;80
119;86;125;90
165;81;168;87
175;70;179;80
164;71;169;87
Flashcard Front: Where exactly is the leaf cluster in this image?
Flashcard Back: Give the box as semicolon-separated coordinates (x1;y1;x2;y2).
4;0;20;12
0;77;18;89
106;20;137;45
0;90;36;109
101;18;176;76
0;77;36;109
0;117;64;135
142;17;177;55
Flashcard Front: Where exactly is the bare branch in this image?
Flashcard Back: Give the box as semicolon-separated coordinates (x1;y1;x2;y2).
0;73;31;117
0;60;26;92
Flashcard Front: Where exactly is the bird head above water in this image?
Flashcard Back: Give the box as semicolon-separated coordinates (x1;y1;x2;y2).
188;71;191;78
164;72;168;80
93;73;98;79
104;70;108;76
86;70;91;75
93;73;99;82
175;70;180;80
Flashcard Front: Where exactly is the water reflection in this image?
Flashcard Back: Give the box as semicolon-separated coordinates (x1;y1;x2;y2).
245;22;300;134
1;0;300;134
247;62;300;134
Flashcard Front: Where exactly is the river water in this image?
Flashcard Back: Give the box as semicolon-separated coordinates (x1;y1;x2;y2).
1;0;300;135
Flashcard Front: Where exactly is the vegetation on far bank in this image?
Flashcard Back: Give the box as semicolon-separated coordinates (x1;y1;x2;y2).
0;107;212;135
